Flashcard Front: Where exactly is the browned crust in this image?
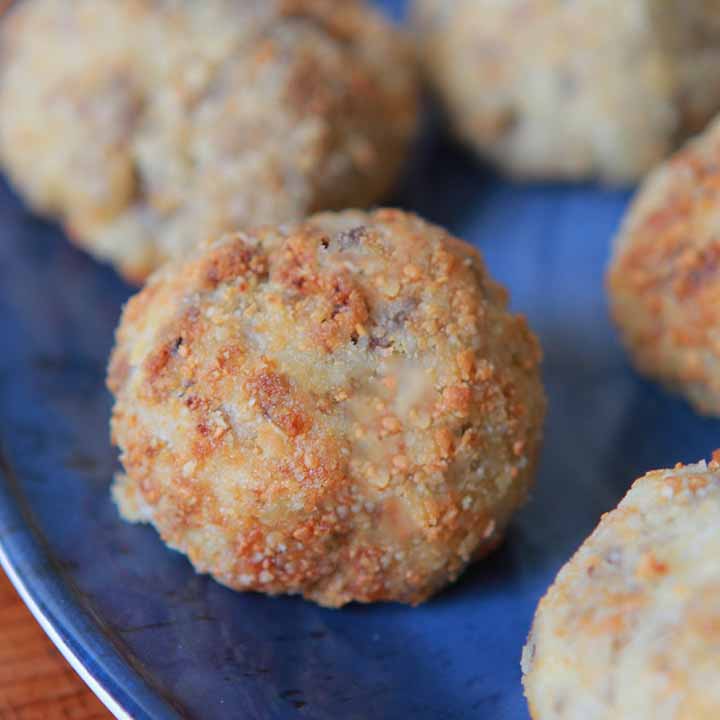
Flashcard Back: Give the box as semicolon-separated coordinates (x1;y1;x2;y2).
0;0;419;281
523;455;720;718
109;209;546;606
608;117;720;414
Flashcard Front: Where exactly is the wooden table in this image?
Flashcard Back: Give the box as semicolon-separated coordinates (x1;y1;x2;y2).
0;570;108;720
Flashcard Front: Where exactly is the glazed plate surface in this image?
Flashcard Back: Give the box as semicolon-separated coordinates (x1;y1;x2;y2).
1;2;718;717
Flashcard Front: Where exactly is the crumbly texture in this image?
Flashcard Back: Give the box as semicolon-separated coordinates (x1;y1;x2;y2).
411;0;720;183
522;456;720;719
608;116;720;415
0;0;418;283
107;209;545;607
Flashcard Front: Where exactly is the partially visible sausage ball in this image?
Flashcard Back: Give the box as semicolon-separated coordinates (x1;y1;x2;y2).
608;116;720;415
108;209;546;607
411;0;720;183
523;455;720;720
0;0;418;282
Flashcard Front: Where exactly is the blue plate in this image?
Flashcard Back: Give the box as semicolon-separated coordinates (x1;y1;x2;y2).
1;2;718;718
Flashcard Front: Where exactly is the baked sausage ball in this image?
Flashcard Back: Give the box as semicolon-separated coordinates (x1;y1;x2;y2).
108;209;546;607
411;0;720;183
522;455;720;720
0;0;418;283
608;116;720;415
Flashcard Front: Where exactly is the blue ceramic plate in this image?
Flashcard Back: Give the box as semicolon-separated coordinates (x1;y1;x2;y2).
2;2;719;718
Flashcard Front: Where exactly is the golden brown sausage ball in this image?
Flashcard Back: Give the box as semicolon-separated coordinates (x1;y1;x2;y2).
411;0;720;183
608;116;720;415
523;454;720;720
108;209;546;607
0;0;418;282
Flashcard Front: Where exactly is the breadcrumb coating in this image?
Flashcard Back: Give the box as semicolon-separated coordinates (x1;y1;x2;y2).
108;209;546;607
522;454;720;719
411;0;720;182
0;0;418;282
608;115;720;415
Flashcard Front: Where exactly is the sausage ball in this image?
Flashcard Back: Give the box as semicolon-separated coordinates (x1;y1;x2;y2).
108;209;546;607
411;0;720;183
608;116;720;415
522;454;720;719
0;0;418;283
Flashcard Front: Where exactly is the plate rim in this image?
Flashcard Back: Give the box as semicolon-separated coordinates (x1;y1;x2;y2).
0;459;183;720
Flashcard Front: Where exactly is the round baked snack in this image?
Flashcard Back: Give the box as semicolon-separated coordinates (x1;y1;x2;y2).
411;0;720;183
522;455;720;719
0;0;418;283
608;116;720;415
108;209;546;607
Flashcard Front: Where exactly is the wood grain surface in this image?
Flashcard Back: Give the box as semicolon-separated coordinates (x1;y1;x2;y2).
0;570;109;720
